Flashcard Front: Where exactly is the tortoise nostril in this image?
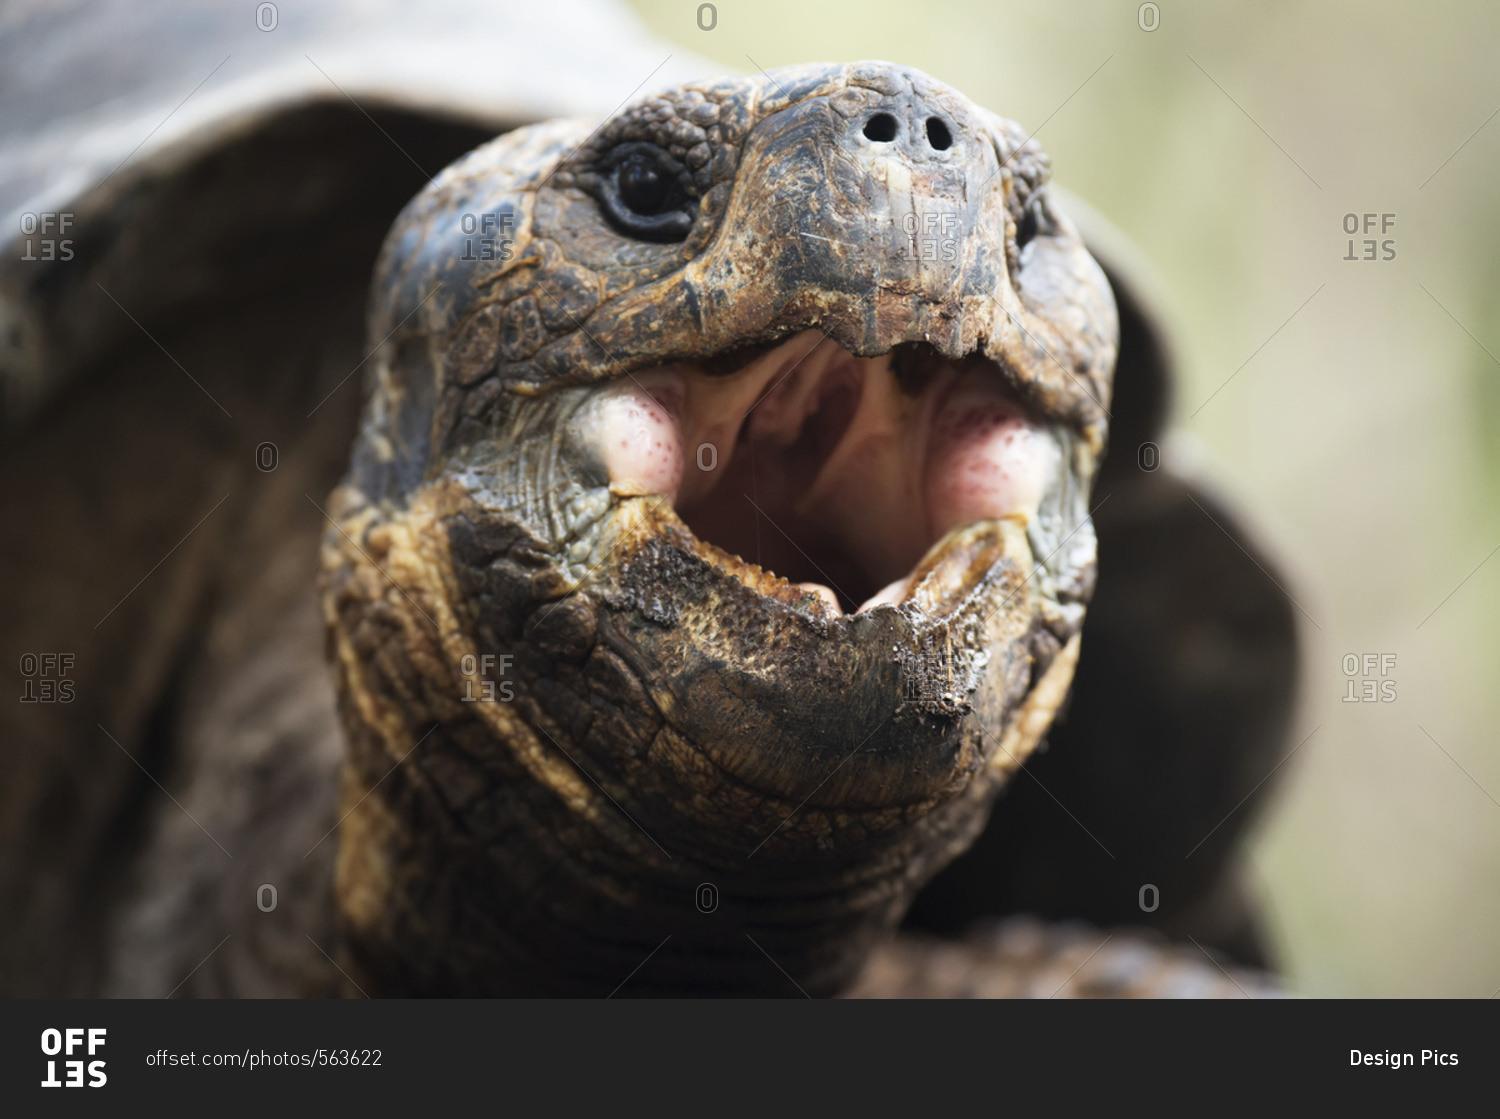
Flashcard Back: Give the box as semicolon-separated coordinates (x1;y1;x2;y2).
863;113;898;143
925;117;953;151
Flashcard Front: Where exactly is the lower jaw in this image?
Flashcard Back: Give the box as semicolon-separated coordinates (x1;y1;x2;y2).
329;607;1083;998
611;492;1033;628
331;694;1026;997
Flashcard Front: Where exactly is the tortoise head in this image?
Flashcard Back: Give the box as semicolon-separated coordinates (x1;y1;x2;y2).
321;61;1117;995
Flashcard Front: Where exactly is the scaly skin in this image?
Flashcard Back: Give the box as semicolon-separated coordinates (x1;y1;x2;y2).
321;62;1117;996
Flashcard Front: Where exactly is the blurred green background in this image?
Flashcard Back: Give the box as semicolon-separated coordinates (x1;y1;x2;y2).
629;0;1500;996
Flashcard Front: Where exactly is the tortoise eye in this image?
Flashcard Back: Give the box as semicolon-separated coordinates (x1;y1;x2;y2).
618;154;670;214
1015;199;1040;254
599;143;695;243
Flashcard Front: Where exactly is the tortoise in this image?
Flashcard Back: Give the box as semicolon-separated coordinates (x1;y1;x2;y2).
0;0;1298;998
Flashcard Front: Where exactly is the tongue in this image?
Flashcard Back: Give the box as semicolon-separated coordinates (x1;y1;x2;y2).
922;368;1054;542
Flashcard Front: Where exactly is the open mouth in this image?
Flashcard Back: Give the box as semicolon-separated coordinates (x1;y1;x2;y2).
577;331;1060;616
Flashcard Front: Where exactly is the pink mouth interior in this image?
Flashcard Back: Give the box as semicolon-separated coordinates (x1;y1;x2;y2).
581;331;1055;614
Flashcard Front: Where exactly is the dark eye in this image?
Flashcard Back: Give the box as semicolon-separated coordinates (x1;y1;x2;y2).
619;155;669;213
598;143;695;243
1015;199;1040;254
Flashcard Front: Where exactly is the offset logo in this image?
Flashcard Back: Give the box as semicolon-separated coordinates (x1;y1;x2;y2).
1342;213;1396;261
18;653;75;703
40;1028;106;1088
1342;653;1397;703
459;653;515;703
458;212;517;263
17;212;74;262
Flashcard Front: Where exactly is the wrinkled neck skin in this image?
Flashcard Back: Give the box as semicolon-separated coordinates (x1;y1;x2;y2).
320;62;1116;996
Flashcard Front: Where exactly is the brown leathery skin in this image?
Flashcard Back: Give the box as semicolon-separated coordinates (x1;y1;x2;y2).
322;62;1118;995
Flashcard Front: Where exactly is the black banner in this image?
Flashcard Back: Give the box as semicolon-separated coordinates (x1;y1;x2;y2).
0;998;1484;1110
